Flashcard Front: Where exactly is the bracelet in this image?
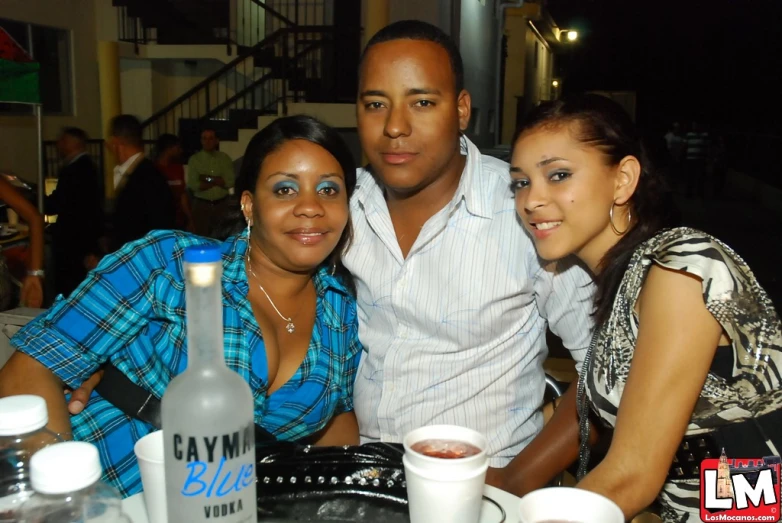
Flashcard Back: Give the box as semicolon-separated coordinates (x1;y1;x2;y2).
27;269;45;277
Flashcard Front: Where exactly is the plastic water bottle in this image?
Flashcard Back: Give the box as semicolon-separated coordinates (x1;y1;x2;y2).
0;395;62;522
161;245;257;522
19;441;131;522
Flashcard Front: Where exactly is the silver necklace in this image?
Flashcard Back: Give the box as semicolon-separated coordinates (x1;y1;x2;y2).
245;254;295;334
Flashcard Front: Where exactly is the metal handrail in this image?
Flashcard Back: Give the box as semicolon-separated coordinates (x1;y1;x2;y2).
140;28;286;131
248;0;296;27
136;1;333;142
202;35;326;121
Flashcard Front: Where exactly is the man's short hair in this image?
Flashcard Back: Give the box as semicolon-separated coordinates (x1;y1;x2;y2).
61;127;88;146
109;115;143;147
360;20;465;93
154;133;180;157
201;126;217;137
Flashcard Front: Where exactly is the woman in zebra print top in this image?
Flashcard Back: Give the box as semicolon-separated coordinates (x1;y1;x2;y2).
503;94;782;522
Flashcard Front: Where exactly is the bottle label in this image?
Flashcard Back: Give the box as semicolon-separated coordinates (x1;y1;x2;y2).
170;422;256;520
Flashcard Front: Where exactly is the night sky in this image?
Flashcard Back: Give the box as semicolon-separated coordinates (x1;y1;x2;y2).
547;0;782;136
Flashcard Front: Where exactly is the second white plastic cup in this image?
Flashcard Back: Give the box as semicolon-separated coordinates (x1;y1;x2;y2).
133;430;166;523
517;487;624;523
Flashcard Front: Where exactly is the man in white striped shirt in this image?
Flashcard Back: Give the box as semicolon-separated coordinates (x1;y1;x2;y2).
344;20;595;492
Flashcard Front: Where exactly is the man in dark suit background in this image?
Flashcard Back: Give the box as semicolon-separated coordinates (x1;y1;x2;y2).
45;127;104;297
105;115;175;254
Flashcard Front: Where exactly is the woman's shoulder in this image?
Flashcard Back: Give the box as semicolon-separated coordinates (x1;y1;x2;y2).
637;227;733;270
635;227;758;301
122;229;221;254
108;230;236;273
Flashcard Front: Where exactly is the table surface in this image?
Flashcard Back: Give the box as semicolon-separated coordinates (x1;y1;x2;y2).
0;223;29;250
122;484;521;523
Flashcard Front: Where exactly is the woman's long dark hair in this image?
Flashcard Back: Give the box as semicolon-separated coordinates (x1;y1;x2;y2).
216;115;357;292
514;95;679;326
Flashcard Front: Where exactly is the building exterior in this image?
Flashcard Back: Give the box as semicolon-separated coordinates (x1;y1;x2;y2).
0;0;569;192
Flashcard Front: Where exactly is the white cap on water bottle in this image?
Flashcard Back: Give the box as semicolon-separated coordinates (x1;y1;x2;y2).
30;442;102;494
0;395;49;435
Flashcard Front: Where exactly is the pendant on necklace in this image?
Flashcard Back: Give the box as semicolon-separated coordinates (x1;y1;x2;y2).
286;322;296;334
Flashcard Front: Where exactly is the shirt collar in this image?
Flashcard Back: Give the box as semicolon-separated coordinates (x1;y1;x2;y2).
353;136;493;220
113;152;143;188
453;135;493;219
66;151;87;166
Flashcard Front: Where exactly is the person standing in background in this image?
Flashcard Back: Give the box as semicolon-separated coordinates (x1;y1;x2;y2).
45;127;103;297
186;127;234;237
104;115;175;254
684;122;710;198
154;134;191;231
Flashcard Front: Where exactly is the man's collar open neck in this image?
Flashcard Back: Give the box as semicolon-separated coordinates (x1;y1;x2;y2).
64;150;87;165
117;147;144;165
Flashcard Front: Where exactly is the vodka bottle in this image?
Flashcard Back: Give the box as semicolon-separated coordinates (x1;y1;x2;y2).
162;245;257;523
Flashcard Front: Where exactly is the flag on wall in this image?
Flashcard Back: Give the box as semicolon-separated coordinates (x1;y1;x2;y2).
0;26;40;104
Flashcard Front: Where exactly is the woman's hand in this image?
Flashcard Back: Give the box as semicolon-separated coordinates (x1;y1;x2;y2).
67;368;105;414
485;467;509;492
20;274;43;308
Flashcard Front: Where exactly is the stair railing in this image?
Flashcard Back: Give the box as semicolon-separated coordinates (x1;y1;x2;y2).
140;0;331;144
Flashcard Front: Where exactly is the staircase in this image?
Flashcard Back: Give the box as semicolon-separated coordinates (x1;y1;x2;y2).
114;0;231;50
114;0;361;159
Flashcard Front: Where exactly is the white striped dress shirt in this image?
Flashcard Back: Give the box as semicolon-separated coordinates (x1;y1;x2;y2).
343;137;595;466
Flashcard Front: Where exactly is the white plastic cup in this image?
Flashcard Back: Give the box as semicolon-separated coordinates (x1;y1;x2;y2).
517;487;624;523
134;430;167;523
403;425;489;523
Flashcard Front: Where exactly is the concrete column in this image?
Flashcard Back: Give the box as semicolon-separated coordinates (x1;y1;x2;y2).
97;41;122;199
363;0;389;48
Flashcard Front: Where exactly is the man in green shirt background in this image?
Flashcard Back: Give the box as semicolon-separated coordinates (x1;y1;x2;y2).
186;127;235;237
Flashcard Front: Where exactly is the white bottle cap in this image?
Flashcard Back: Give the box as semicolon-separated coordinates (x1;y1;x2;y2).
30;442;102;494
0;395;49;436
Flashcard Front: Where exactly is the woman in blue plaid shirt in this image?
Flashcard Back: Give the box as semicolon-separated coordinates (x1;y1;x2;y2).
0;115;363;497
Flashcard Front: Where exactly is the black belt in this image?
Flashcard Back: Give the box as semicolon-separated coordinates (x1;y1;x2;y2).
94;364;276;443
668;408;782;481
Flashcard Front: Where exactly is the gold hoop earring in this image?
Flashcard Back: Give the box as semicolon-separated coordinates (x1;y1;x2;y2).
609;202;631;235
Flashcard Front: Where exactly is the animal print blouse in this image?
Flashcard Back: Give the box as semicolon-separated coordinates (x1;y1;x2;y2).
585;227;782;522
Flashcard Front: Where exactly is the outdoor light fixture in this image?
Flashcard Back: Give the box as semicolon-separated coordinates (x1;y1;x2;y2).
552;80;559;87
558;29;578;42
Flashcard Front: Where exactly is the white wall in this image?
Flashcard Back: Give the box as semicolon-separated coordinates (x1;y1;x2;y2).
0;0;102;182
521;28;553;118
120;59;154;121
459;0;498;147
